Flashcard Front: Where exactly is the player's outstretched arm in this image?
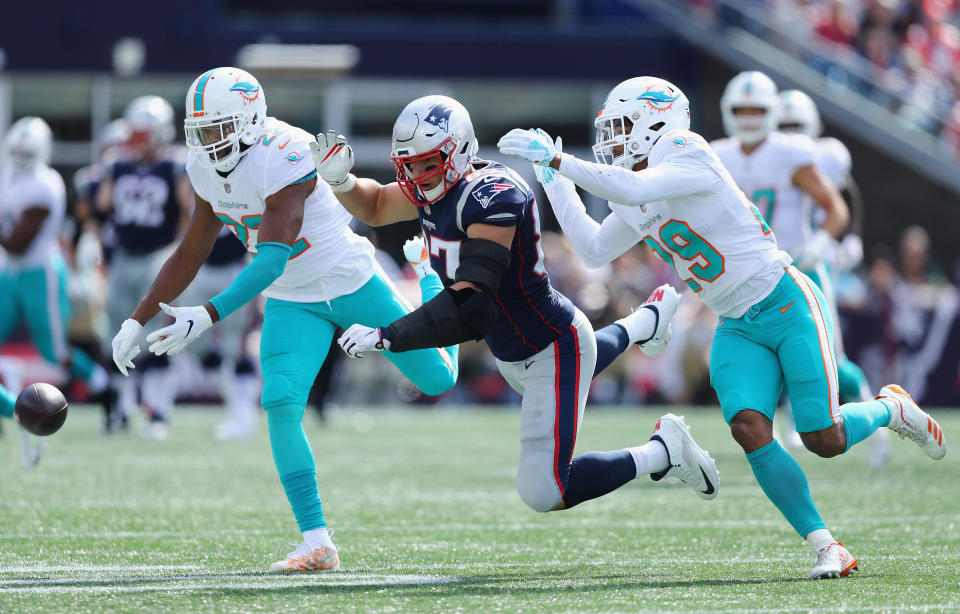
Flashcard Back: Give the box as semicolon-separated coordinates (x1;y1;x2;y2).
309;130;418;226
0;207;49;254
498;128;716;207
112;194;222;374
791;165;850;269
337;223;513;358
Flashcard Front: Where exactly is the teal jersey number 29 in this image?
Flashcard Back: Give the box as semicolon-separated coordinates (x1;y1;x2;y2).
642;219;726;293
751;188;776;223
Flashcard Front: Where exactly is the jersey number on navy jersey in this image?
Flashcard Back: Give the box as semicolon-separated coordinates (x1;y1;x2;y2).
113;174;170;227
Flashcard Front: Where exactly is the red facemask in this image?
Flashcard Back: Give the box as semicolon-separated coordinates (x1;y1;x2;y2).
391;138;461;206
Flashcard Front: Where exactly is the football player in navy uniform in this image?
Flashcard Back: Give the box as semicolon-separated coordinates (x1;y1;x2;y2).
96;96;194;437
312;96;720;514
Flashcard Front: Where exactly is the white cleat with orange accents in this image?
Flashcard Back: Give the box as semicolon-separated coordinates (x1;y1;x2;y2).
807;542;859;579
268;541;341;572
878;384;946;460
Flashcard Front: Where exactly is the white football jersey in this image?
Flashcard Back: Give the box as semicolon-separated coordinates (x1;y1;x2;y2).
711;131;816;255
0;164;66;270
186;117;376;303
562;130;792;318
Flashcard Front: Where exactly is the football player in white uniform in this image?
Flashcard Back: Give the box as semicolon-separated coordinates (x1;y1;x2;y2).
0;117;115;450
776;89;890;468
499;76;947;579
109;67;459;572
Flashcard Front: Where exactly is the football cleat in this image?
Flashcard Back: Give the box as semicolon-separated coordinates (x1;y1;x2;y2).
649;413;718;500
618;284;681;357
878;384;946;460
807;542;859;579
403;235;433;279
269;542;341;572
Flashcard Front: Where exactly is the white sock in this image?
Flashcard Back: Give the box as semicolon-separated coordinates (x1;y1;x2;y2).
303;527;334;549
615;306;657;345
806;528;835;551
627;440;669;478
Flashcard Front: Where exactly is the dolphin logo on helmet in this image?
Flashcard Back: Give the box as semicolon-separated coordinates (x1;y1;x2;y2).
229;81;261;102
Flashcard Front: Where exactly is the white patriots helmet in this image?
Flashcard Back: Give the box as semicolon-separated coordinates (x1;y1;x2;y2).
593;76;690;169
720;71;779;145
391;95;478;206
3;116;53;170
776;90;822;138
124;95;175;151
184;67;267;173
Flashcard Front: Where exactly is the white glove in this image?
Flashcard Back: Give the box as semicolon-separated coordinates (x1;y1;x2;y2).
112;319;144;376
792;228;837;270
834;234;863;271
530;130;570;187
338;323;391;359
497;128;560;166
309;130;356;192
403;235;433;278
145;303;213;356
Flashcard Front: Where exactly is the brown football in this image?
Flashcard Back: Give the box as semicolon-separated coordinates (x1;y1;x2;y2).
14;383;68;436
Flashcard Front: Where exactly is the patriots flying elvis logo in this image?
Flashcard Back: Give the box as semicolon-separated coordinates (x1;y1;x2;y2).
424;104;453;133
230;81;261;102
471;182;513;209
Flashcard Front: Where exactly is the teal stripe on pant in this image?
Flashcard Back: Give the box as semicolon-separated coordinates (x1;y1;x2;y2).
746;440;826;537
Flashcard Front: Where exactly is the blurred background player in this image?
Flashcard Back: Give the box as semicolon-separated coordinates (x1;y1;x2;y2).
110;67;461;572
776;89;891;468
499;75;947;579
0;117;114;445
710;71;852;457
181;222;258;441
323;95;719;518
96;95;194;437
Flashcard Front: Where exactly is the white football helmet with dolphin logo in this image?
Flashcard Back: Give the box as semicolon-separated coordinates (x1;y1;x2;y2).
390;95;478;206
3;116;53;170
593;76;691;169
720;70;779;146
776;89;822;138
184;67;267;173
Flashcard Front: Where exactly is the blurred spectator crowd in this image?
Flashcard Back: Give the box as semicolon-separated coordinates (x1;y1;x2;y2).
690;0;960;160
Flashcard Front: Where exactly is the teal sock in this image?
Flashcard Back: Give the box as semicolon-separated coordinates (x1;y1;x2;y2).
840;399;892;452
0;384;15;418
420;272;460;368
746;440;826;537
267;403;325;531
837;358;870;402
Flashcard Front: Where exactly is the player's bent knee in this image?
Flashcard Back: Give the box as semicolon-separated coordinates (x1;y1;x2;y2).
729;410;774;453
413;368;456;397
516;465;563;513
261;373;306;410
800;428;845;458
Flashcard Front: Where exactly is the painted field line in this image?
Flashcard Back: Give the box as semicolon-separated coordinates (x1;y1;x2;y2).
0;564;201;573
0;574;456;594
634;607;960;614
1;512;955;541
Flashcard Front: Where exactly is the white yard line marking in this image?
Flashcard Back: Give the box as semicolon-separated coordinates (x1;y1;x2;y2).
0;565;201;573
0;574;456;594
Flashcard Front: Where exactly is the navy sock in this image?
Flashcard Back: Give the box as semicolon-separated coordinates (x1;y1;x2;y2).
594;324;630;377
562;449;636;509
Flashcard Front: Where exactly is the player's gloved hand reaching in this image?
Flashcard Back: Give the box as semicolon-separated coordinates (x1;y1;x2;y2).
792;228;837;271
146;303;213;356
111;319;144;376
497;128;560;166
309;130;356;192
528;130;569;187
338;323;391;359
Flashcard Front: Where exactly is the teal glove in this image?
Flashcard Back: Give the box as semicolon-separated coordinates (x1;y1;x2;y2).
497;127;560;166
531;129;562;185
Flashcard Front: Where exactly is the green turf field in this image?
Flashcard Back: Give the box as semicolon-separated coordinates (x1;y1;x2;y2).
0;405;957;613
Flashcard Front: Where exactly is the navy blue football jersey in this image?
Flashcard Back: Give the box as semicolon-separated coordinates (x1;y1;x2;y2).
417;159;574;362
109;158;182;253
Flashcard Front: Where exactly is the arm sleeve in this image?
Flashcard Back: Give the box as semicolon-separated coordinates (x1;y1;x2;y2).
556;153;718;207
543;180;639;268
209;242;291;320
